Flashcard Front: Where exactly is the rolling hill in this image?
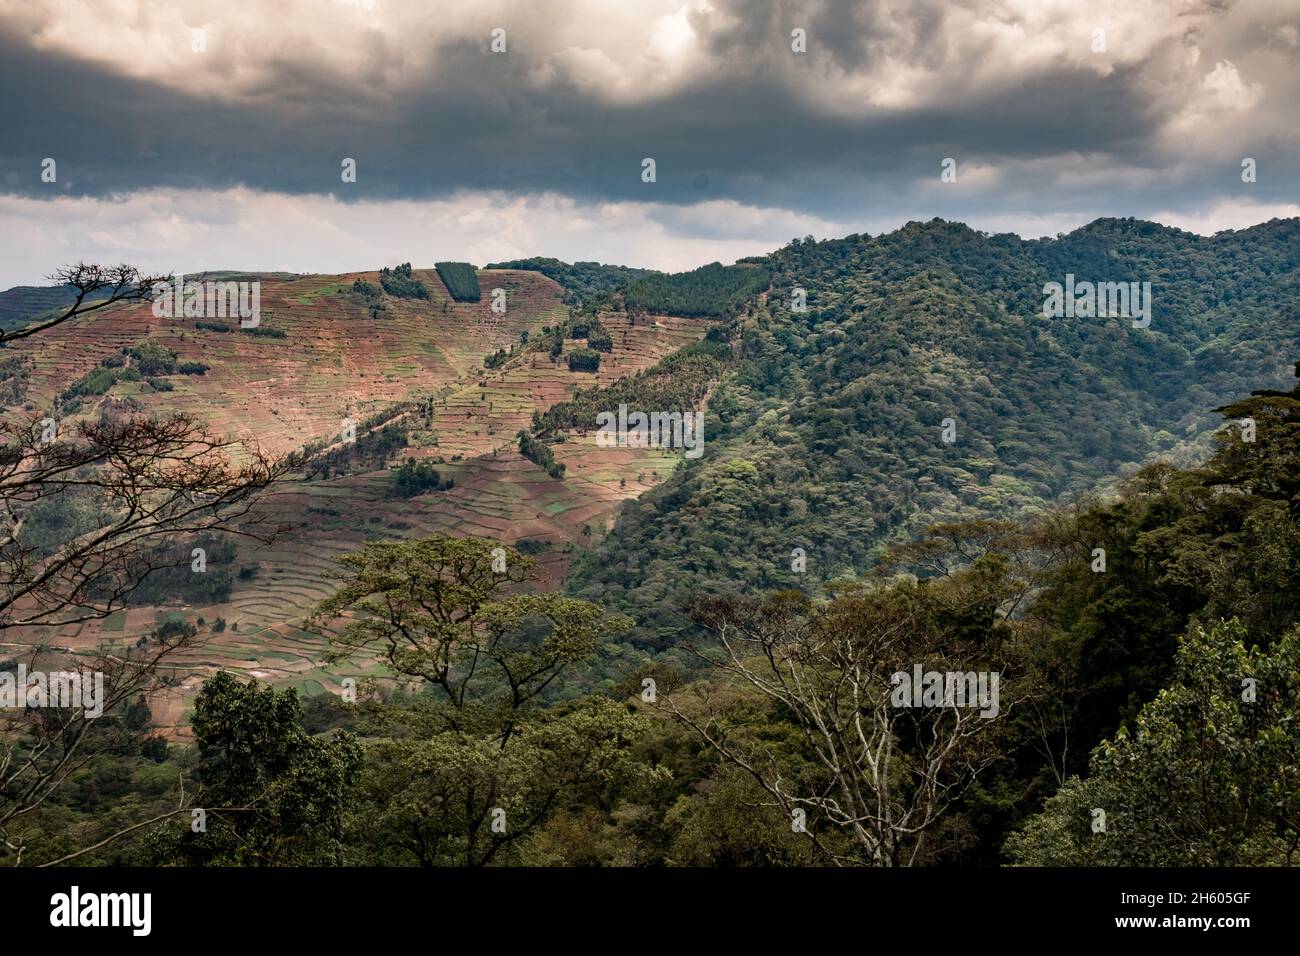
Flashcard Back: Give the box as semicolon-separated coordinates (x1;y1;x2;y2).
5;217;1299;717
0;261;715;732
560;218;1300;662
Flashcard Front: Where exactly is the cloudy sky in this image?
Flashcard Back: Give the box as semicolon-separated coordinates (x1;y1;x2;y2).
1;0;1298;288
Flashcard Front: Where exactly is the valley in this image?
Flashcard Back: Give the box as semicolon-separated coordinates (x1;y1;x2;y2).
2;219;1297;745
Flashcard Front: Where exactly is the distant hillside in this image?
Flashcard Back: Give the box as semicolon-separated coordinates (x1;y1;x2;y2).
485;257;656;307
564;217;1300;658
0;284;111;332
1;261;718;725
0;273;303;333
1;267;568;454
10;220;1298;683
624;261;771;318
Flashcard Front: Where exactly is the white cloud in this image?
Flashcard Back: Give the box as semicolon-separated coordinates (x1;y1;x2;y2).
1;186;1288;290
0;0;1254;121
1145;199;1300;235
1162;58;1267;145
0;187;857;287
1;0;721;104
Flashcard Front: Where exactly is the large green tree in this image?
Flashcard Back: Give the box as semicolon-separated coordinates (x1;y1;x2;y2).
1006;619;1300;865
311;536;651;866
147;672;361;866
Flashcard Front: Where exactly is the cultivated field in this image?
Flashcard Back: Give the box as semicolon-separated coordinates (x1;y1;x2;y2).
11;268;568;456
3;268;713;736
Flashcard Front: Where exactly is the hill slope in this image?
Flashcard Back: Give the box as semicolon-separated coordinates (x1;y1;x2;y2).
5;268;569;455
562;217;1300;657
7;218;1298;706
0;262;716;731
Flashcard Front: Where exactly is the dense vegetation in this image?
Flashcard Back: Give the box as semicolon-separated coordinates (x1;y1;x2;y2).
9;360;1300;869
624;262;771;318
566;313;614;351
535;314;612;364
388;458;454;497
127;343;207;376
566;218;1300;654
306;417;414;478
517;428;565;479
566;347;601;372
379;262;430;300
434;262;481;303
57;347;207;405
351;280;388;318
485;257;655;307
105;536;238;606
534;340;726;438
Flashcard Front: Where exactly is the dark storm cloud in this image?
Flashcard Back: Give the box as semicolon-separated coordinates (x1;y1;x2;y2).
1;0;1298;224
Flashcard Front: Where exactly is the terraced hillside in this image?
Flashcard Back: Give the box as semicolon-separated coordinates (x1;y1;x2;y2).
2;264;719;736
8;267;568;456
430;312;711;459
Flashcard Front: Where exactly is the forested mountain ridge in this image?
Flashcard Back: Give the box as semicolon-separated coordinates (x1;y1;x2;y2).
0;283;113;332
560;217;1300;657
484;257;657;308
6;219;1299;869
14;361;1300;867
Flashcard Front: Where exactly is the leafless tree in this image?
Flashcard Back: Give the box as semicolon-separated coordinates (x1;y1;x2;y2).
0;623;199;863
0;261;293;628
659;586;1026;866
878;515;1099;786
0;412;289;629
0;263;293;862
0;263;168;346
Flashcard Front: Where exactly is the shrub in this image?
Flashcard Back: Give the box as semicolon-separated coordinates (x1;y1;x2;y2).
567;347;601;372
128;342;178;375
379;262;430;300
